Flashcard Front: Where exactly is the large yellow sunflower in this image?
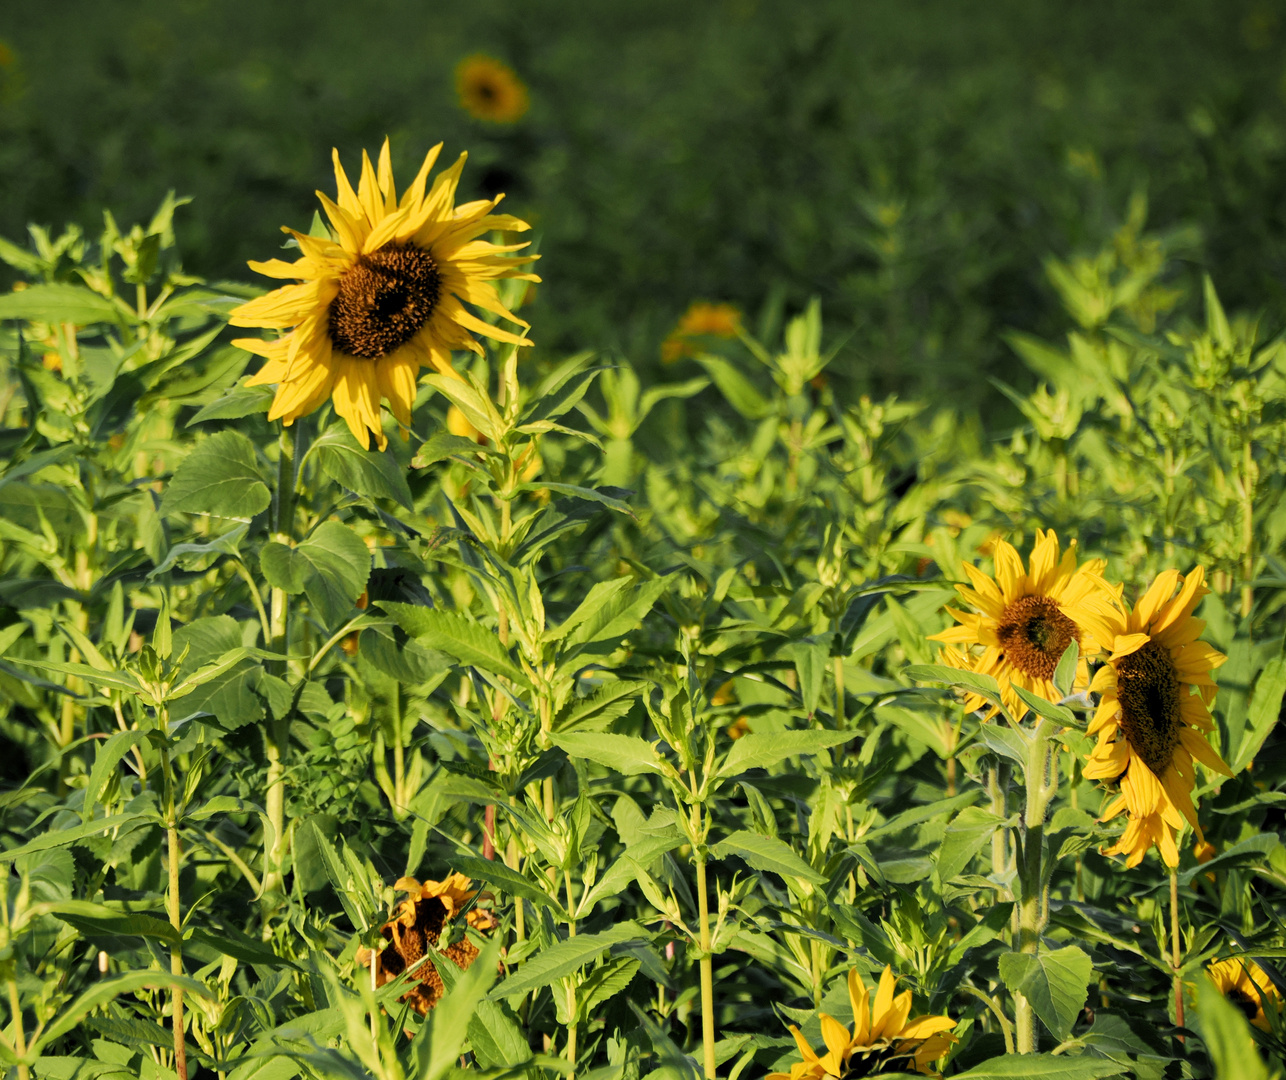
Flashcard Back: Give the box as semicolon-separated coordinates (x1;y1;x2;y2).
1078;566;1232;867
355;873;498;1014
767;967;955;1079
1206;958;1283;1032
229;139;539;449
928;530;1117;720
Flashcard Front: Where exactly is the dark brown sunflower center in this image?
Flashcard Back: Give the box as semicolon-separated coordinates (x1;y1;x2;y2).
1228;988;1261;1023
327;243;440;359
1114;639;1182;777
996;594;1078;680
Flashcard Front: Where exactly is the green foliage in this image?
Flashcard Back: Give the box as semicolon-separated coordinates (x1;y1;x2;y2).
4;129;1286;1080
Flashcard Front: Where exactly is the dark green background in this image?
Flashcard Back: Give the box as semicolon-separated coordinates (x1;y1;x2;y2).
4;0;1286;405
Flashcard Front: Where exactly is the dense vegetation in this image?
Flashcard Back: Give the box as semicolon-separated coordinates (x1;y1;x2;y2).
4;6;1286;1080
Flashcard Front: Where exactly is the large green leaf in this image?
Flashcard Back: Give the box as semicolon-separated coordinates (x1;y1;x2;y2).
310;422;414;509
950;1057;1124;1080
0;815;136;862
998;945;1094;1040
49;901;179;946
551;680;647;733
0;283;121;324
717;729;852;779
936;805;1006;883
380;603;528;685
451;854;568;917
261;521;370;626
490;923;647;1001
160;429;271;519
552;576;667;651
1231;654;1286;774
551;732;665;775
710;830;824;884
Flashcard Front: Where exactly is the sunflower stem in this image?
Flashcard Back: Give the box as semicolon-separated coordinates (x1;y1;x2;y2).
1170;866;1186;1041
160;733;188;1080
695;853;717;1079
1014;720;1055;1054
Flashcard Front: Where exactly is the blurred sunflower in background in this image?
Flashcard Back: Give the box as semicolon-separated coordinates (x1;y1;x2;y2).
355;873;497;1014
768;967;955;1079
1206;958;1283;1031
928;530;1117;719
1079;566;1232;867
230;138;539;449
661;301;742;362
456;55;529;123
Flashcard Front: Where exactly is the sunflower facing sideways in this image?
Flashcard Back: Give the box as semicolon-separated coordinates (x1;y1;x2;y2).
928;530;1117;720
1079;566;1232;867
768;967;955;1079
1206;958;1283;1032
355;873;498;1015
229;139;539;449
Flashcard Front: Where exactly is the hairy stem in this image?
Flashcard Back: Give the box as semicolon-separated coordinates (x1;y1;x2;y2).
695;854;717;1079
1171;867;1186;1041
1014;722;1055;1054
161;740;188;1080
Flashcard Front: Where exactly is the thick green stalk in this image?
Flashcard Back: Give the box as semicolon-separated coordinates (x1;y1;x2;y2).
7;974;28;1080
1171;867;1185;1039
832;654;845;728
160;740;188;1080
1014;722;1056;1054
695;853;717;1079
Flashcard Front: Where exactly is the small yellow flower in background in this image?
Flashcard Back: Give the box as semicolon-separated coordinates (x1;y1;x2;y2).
355;873;497;1015
1206;958;1282;1031
767;967;955;1079
230;138;539;450
928;530;1117;720
661;301;742;363
456;55;529;123
0;41;15;68
1079;566;1232;868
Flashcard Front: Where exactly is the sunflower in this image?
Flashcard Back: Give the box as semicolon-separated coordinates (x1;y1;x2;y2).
1078;566;1232;867
767;967;955;1079
1206;958;1282;1031
456;55;529;123
928;530;1117;720
229;139;538;449
661;301;742;363
355;873;498;1014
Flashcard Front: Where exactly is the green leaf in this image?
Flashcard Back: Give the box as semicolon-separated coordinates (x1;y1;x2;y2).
695;354;771;419
33;971;213;1052
490;923;648;1001
418;939;503;1080
148;525;247;578
936;805;1006;883
186;924;299;969
1010;683;1077;726
0;815;136;861
905;663;1008;715
1053;640;1079;699
160;430;271;519
48;901;180;946
450;854;568;917
998;945;1094;1040
551;680;647;733
0;283;121;324
554;576;667;652
1178;832;1280;885
861;790;980;842
551;732;665;776
30;1059;134;1080
1195;972;1273;1080
310;422;414;509
82;731;148;819
976;722;1031;766
710;830;824;884
468;999;533;1068
790;638;828;717
187;383;276;425
717;729;851;779
949;1057;1124;1080
412;431;498;468
261;522;370;626
578;833;684;916
380;603;528;685
1231;654;1286;774
518;482;635;516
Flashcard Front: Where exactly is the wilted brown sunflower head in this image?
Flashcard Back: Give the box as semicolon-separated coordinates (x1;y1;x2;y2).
355;873;498;1015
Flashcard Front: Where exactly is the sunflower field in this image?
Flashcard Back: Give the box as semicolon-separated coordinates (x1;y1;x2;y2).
7;5;1286;1080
